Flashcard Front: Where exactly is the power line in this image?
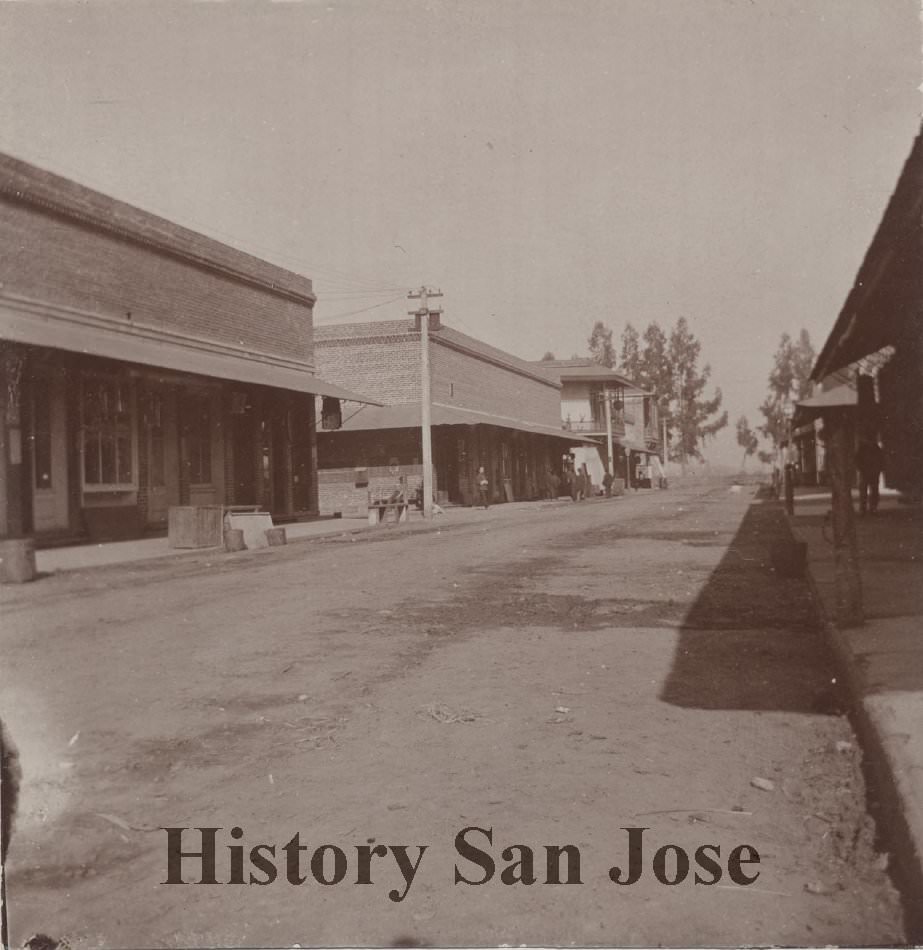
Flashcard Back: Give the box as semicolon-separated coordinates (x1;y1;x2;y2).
314;294;406;323
318;288;412;299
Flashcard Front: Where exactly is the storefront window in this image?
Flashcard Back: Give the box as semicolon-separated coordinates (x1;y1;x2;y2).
81;377;135;489
183;392;212;485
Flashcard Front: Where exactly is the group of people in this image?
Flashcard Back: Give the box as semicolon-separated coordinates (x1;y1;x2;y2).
474;460;595;508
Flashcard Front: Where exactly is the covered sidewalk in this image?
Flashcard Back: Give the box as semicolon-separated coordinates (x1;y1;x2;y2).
788;485;923;932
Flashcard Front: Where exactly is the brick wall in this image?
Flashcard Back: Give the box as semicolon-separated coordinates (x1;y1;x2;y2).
314;332;420;405
0;198;314;366
430;342;561;426
318;464;429;517
315;324;561;429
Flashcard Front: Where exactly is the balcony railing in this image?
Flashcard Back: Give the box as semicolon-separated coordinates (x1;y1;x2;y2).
563;415;626;436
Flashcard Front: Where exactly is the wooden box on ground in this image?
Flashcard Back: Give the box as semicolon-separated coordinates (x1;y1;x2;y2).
0;538;36;583
168;506;224;549
224;511;275;549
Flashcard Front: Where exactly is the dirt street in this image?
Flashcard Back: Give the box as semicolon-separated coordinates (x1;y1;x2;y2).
0;481;906;947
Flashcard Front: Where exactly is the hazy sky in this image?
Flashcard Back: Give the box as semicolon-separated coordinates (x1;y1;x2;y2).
1;0;920;462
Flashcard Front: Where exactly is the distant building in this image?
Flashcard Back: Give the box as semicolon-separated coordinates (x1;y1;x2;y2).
0;153;375;544
313;315;597;514
535;359;663;489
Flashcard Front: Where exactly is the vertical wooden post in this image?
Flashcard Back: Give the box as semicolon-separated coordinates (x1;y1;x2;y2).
825;409;863;627
0;346;27;539
307;394;319;516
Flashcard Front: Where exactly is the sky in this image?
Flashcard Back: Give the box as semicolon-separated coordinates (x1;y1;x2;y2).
1;0;920;464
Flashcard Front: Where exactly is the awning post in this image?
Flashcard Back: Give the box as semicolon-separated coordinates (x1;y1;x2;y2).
823;408;863;627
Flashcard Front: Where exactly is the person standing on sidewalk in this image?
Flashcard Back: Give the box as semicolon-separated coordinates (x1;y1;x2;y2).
477;466;490;509
578;463;590;500
856;438;884;515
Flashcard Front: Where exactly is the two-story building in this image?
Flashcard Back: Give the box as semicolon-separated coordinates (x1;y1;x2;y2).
312;315;597;514
536;359;663;490
0;152;376;546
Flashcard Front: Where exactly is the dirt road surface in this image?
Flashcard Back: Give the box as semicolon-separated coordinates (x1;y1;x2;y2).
0;481;906;947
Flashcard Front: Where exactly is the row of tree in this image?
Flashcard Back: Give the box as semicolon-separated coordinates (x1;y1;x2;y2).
736;329;816;469
544;323;817;470
544;318;729;463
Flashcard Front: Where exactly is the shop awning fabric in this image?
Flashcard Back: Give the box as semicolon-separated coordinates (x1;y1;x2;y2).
333;400;601;444
0;301;382;405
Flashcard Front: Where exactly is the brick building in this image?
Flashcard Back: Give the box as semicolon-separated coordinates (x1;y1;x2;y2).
0;153;375;544
313;316;596;514
536;359;664;490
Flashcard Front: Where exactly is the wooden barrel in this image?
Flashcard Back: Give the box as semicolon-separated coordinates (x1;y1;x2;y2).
0;538;36;583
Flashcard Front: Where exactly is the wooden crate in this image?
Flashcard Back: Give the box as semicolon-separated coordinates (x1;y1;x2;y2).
168;506;224;549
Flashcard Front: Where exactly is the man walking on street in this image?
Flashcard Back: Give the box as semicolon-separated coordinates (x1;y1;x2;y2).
477;466;490;509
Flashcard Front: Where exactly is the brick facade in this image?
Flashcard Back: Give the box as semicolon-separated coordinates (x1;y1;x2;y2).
314;318;577;510
318;464;431;519
0;154;325;544
315;318;561;420
0;199;314;366
315;332;421;404
429;340;561;424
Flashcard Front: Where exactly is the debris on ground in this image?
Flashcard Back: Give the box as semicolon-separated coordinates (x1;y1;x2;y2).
420;703;480;724
805;880;837;896
751;776;775;792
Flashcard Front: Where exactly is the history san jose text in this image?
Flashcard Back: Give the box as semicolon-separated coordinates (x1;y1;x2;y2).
163;826;761;901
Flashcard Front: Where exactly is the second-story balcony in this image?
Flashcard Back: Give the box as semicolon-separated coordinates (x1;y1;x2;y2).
563;413;626;437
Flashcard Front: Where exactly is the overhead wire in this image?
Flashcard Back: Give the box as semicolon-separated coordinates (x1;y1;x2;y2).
314;293;406;324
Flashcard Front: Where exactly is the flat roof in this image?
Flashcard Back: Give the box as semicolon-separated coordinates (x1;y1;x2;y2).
534;358;641;389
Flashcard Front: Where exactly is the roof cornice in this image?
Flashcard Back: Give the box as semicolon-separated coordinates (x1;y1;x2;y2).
433;335;561;389
0;152;316;308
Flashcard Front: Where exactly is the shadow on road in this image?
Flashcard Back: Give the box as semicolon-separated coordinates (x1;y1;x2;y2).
659;493;842;715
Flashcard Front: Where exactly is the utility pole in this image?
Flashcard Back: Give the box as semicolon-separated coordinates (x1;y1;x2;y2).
603;388;614;484
408;286;443;520
662;414;669;481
